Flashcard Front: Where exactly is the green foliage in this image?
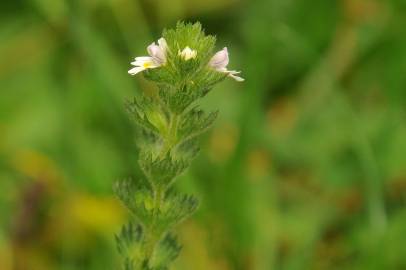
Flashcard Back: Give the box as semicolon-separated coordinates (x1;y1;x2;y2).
177;107;218;142
2;1;406;269
143;22;226;114
115;221;183;270
116;222;143;263
149;234;182;270
114;22;234;270
125;97;165;136
138;152;189;189
114;178;156;226
157;191;199;230
161;22;217;77
2;0;406;269
155;68;226;114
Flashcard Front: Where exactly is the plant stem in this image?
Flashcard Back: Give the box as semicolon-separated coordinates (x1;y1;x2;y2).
143;186;165;264
159;113;179;159
143;111;179;265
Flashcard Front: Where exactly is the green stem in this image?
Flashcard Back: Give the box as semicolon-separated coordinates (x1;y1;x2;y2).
143;111;179;265
159;113;179;159
143;186;165;264
353;121;387;232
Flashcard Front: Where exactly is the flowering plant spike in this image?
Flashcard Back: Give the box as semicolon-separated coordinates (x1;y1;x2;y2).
115;22;243;270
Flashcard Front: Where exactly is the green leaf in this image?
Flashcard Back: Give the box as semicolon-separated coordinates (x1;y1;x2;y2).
157;83;199;114
188;67;227;98
116;222;143;255
123;258;135;270
143;66;178;85
156;69;226;114
163;21;216;66
114;178;155;225
149;233;182;270
138;151;189;189
155;191;199;231
178;107;218;142
116;222;145;270
125;98;159;134
126;96;169;135
172;138;200;161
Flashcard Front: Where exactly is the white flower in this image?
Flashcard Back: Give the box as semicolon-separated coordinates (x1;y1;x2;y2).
128;38;168;75
178;46;197;61
209;47;244;82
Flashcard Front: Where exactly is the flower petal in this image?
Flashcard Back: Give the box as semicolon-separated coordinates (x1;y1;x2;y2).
209;47;229;70
147;40;166;65
131;56;155;66
179;46;197;61
228;72;245;82
129;56;159;75
147;42;158;56
134;56;151;61
128;66;146;75
128;38;168;76
132;59;158;69
223;70;244;82
158;38;168;53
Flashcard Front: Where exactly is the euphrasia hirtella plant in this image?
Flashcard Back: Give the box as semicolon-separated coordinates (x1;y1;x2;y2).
114;22;243;270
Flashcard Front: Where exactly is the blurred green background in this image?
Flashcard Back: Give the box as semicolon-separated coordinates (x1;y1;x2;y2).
1;0;406;269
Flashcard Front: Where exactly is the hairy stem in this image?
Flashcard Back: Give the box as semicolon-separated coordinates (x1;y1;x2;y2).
142;186;165;263
159;113;179;159
143;113;179;265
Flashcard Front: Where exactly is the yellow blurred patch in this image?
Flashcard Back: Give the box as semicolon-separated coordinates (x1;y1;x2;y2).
175;221;231;270
0;25;55;78
208;124;239;163
247;149;271;181
266;97;297;138
0;244;12;270
67;193;126;235
11;150;62;188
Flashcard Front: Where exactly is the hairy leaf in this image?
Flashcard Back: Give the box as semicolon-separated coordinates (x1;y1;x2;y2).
149;234;182;270
138;151;189;189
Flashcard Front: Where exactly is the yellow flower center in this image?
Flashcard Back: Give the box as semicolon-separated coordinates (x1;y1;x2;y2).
143;61;153;68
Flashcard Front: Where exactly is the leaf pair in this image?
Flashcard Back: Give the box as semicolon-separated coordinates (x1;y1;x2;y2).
138;152;189;189
116;222;181;270
114;178;199;231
